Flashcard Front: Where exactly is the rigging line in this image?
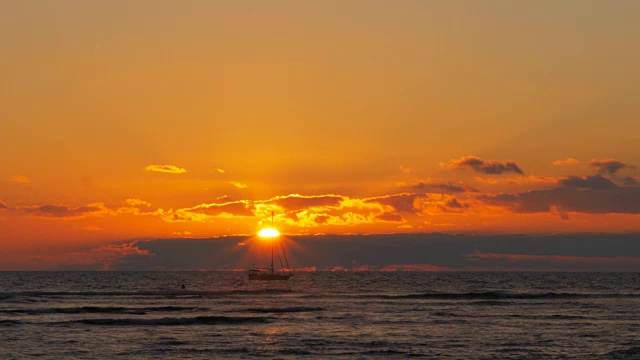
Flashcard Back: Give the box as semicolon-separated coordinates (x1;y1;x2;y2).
280;241;291;272
277;244;284;271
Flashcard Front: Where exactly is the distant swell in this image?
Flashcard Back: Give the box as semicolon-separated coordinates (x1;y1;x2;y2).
0;306;204;315
361;292;640;300
0;289;292;299
243;307;325;313
64;316;269;326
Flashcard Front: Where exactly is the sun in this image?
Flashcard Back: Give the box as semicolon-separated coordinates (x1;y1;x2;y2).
258;227;280;238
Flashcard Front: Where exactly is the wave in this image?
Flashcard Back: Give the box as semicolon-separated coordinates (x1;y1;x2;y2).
0;306;204;316
243;306;324;313
62;316;269;326
359;291;640;300
604;346;640;359
0;319;22;326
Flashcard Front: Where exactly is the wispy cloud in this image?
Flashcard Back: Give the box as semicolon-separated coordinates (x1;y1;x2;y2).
20;203;113;219
144;164;186;174
0;200;8;209
450;156;524;175
217;168;226;174
400;166;415;174
401;181;478;193
552;157;580;166
10;175;31;183
230;181;248;189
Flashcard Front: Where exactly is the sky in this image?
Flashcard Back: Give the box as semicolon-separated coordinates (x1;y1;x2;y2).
1;1;639;270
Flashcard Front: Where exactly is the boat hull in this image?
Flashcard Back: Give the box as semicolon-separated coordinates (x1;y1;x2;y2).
248;272;294;281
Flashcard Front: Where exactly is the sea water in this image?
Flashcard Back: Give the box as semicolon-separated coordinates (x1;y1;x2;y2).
1;272;639;359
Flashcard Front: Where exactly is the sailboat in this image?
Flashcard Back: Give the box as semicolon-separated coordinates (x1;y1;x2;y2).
248;212;294;281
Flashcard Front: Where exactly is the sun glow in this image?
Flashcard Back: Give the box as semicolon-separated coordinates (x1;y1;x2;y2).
258;227;280;238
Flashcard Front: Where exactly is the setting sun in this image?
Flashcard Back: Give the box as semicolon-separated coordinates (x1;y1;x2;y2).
258;228;280;238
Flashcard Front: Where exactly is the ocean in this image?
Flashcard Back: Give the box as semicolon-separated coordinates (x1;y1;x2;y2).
1;272;639;359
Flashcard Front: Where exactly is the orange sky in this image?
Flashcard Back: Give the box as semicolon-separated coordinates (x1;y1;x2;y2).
1;1;640;268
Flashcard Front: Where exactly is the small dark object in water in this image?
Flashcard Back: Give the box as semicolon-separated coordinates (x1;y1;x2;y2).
181;284;185;290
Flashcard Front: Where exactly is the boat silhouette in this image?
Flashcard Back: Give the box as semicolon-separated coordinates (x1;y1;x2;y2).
248;212;294;281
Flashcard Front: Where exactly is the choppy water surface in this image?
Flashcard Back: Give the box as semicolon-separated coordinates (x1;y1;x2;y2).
1;272;639;359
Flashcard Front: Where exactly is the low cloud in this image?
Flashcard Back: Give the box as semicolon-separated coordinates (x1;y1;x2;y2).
144;164;186;174
38;233;640;271
39;241;153;271
379;264;450;272
466;252;640;271
450;156;524;175
590;159;635;176
217;168;225;174
0;200;8;209
552;157;580;166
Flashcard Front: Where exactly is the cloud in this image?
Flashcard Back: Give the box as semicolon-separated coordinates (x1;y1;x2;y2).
230;181;248;189
217;168;225;174
590;159;635;176
118;198;153;215
552;157;580;166
550;205;570;220
267;194;344;211
379;264;450;272
622;177;639;186
16;233;640;271
400;166;415;173
474;176;558;187
0;200;7;209
375;212;404;222
366;193;419;213
403;182;479;193
21;203;112;219
559;175;618;190
159;200;255;222
450;156;524;175
413;194;472;215
144;164;186;174
481;176;640;215
466;252;640;270
122;198;151;208
10;175;31;183
40;241;153;270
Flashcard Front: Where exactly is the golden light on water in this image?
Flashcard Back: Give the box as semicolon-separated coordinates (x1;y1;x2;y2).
258;228;280;239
